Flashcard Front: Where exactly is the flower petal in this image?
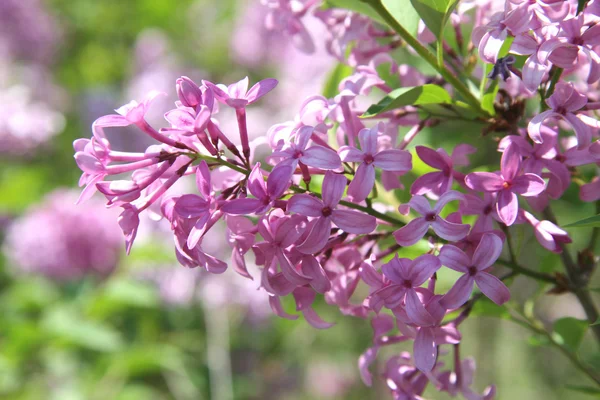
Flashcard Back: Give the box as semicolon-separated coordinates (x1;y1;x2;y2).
434;190;466;213
393;218;430;246
338;146;365;162
347;163;375;202
465;172;505;192
321;171;346;207
511;173;546;196
564;113;592;149
221;198;262;215
439;275;474;310
473;233;504;270
267;164;293;198
405;289;434;326
416;146;450;170
276;248;312;285
358;127;378;155
373;149;412;171
409;254;441;286
501;143;521;181
246;78;278;103
302;146;342;169
496;190;519;226
414;327;437;372
431;217;470;241
527;110;557;144
438;245;470;272
474;272;510;305
288;194;323;217
247;163;267;199
331;209;376;234
301;256;331;293
410;172;444;196
297;217;331;254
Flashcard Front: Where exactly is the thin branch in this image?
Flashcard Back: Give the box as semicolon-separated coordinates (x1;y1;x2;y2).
543;206;600;345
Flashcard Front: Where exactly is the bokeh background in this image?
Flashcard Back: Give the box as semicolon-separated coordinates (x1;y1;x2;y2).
1;0;599;399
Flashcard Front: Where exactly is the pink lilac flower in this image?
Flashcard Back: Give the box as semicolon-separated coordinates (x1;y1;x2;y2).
439;233;510;309
287;170;377;253
338;124;412;202
3;190;121;281
253;211;313;286
543;15;600;84
522;210;572;253
438;356;496;400
226;215;257;279
268;124;342;170
393;191;470;246
172;161;214;249
0;0;62;64
262;0;318;53
221;163;292;215
410;144;476;197
460;193;500;233
528;82;596;149
382;353;430;399
465;143;546;226
163;195;228;274
368;254;441;326
394;290;462;372
203;76;278;109
472;9;532;63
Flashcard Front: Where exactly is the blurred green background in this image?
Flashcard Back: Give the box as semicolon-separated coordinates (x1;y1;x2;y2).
1;0;600;399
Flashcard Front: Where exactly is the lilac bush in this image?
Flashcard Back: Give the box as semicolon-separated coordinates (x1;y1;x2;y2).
71;0;600;397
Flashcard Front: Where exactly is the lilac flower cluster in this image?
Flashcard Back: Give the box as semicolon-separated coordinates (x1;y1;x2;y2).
3;190;122;281
72;0;600;397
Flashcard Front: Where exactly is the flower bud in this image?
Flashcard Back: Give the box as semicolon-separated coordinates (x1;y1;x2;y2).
176;76;203;107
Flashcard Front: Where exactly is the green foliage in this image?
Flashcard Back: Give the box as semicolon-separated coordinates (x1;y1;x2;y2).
362;84;452;117
324;0;387;24
470;298;511;319
565;214;600;228
552;317;589;353
566;384;600;396
380;0;421;36
410;0;457;42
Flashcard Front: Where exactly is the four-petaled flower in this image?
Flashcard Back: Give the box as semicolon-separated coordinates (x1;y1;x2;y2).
528;82;595;149
288;171;377;253
339;124;412;202
369;254;441;326
410;144;475;197
393;191;470;246
268;125;342;171
203;76;278;109
465;143;546;226
221;163;292;215
439;233;510;309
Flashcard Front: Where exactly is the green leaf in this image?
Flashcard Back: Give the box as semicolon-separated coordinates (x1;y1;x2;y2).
322;63;354;98
324;0;386;25
410;0;457;41
325;0;420;36
362;84;452;117
42;307;124;352
566;384;600;396
591;318;600;326
578;0;589;15
565;214;600;228
552;317;588;352
381;0;420;37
